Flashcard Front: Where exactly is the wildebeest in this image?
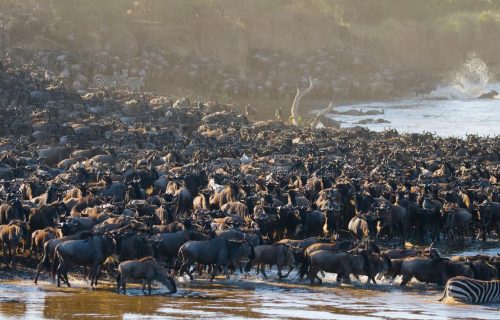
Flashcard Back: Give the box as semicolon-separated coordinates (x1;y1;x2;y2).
0;220;29;267
116;257;177;294
477;201;500;241
34;231;92;284
30;227;59;258
0;198;26;224
299;240;355;279
55;233;116;287
396;257;474;286
114;232;152;261
348;216;377;240
151;230;206;264
245;244;294;279
177;237;253;281
308;249;388;285
28;202;68;231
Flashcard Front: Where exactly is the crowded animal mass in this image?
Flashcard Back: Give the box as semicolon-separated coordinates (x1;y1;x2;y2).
0;1;500;319
0;57;498;301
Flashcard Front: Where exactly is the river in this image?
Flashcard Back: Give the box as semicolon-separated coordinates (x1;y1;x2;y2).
322;81;500;137
0;242;498;320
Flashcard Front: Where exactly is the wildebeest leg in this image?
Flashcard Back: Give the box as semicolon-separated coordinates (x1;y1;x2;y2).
91;264;101;287
400;274;412;287
298;262;308;280
179;260;193;279
1;244;6;267
197;263;205;276
308;267;317;284
260;267;268;279
56;260;63;287
142;280;147;294
187;266;196;280
95;265;102;287
148;281;152;295
277;266;284;279
284;266;294;278
224;264;229;279
83;266;89;282
210;263;220;282
34;257;47;284
343;274;351;284
121;275;127;293
336;274;342;283
9;244;16;268
51;257;59;281
63;267;70;287
29;244;35;258
116;273;122;293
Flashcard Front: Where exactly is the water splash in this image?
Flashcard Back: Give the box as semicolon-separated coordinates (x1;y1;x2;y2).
429;52;491;99
452;52;490;96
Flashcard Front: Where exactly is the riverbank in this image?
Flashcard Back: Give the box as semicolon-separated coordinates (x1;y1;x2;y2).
1;242;499;320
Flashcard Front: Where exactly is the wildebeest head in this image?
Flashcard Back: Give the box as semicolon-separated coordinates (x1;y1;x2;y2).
61;219;79;236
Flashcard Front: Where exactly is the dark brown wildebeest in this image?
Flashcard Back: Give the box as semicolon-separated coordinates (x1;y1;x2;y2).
116;257;177;294
245;244;294;279
395;257;474;286
34;231;92;284
177;237;253;281
55;234;116;287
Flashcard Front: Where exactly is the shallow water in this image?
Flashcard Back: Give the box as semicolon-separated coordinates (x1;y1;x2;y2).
323;82;500;137
1;243;498;319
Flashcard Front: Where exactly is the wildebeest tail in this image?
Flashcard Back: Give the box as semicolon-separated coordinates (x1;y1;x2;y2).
173;249;185;273
52;250;60;278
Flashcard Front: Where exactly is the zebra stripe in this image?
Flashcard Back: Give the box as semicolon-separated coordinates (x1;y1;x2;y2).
440;276;500;304
92;72;127;89
92;73;116;89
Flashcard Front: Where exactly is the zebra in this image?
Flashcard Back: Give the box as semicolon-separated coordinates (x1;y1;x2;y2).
439;276;500;304
92;71;127;89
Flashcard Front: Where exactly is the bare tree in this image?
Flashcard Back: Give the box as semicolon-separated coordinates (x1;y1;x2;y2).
313;101;334;123
290;76;314;126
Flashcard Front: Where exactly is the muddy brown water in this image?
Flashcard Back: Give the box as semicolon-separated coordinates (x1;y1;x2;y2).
1;242;499;319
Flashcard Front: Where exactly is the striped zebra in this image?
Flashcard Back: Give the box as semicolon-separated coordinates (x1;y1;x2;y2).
92;72;127;89
439;276;500;304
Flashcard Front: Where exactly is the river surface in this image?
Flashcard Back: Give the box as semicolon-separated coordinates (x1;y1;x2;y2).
323;82;500;137
0;242;498;319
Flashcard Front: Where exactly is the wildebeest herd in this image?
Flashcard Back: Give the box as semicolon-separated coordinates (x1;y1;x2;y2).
0;59;499;304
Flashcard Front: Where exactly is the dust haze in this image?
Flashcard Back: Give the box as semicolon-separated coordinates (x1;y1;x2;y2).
2;0;500;112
